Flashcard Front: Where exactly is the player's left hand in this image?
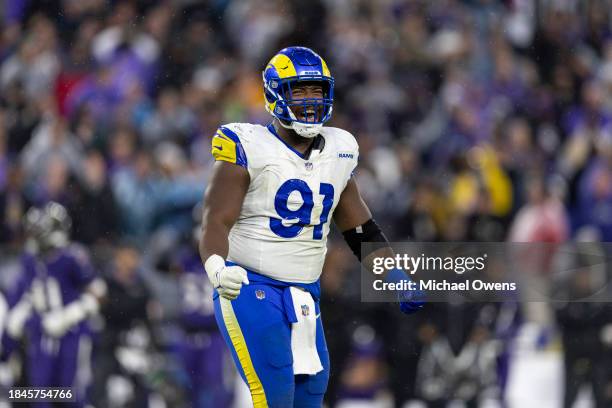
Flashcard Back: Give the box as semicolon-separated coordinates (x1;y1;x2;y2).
398;289;426;315
386;268;425;315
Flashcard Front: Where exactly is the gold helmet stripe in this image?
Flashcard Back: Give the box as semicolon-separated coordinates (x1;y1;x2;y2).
321;57;331;77
268;53;297;79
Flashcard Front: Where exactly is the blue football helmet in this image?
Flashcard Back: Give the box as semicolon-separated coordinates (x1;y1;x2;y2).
263;46;334;138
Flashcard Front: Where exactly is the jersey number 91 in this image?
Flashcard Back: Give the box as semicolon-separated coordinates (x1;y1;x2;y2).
270;179;334;240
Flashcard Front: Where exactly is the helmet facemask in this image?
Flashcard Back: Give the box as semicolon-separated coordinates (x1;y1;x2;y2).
23;202;71;255
265;77;334;138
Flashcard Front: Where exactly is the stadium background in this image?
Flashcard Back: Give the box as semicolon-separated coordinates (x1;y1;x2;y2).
0;0;611;406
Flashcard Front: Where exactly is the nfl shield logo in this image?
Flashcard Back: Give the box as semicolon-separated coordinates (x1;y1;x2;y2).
305;162;313;171
301;304;310;316
255;290;265;300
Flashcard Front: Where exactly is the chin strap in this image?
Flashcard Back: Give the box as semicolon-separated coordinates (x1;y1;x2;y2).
292;122;322;138
275;102;323;139
277;119;322;139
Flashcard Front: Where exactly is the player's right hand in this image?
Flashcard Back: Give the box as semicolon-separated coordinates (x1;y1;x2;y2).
204;254;249;300
42;310;70;338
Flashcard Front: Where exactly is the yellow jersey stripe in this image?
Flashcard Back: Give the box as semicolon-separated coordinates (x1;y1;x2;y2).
211;134;238;164
220;298;268;407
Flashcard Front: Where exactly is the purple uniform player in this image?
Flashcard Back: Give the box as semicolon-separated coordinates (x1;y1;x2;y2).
4;203;105;407
178;247;233;408
0;291;9;359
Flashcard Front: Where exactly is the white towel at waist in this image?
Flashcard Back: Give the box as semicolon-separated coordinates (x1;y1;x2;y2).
288;286;323;375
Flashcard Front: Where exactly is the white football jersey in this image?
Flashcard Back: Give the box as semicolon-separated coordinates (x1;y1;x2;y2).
211;123;359;283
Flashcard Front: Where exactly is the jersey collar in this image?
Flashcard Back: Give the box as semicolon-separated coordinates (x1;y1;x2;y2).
266;123;324;160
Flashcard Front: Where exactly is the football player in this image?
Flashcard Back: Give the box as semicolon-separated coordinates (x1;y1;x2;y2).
200;46;424;407
177;206;234;407
5;202;106;407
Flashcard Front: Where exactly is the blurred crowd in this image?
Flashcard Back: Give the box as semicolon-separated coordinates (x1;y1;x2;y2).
0;0;612;407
